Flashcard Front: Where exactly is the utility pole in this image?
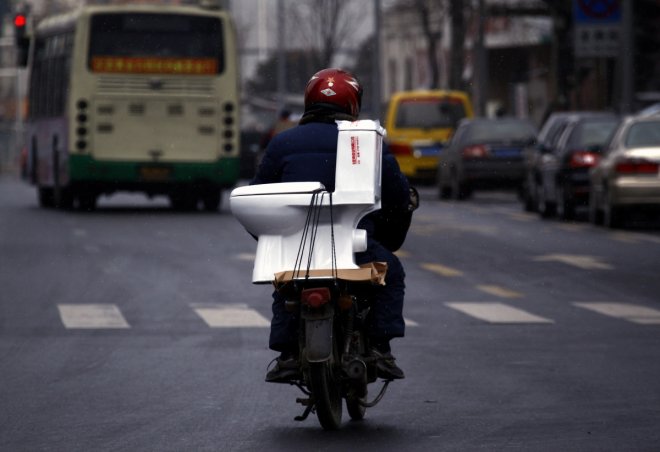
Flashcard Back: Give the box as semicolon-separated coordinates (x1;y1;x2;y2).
620;0;633;113
371;0;381;120
475;0;487;116
276;0;286;113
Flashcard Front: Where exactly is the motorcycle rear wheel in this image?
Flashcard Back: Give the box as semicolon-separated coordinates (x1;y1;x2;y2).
309;362;342;430
346;396;366;420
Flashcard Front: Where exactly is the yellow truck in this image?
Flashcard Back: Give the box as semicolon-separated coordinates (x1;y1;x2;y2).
384;90;473;182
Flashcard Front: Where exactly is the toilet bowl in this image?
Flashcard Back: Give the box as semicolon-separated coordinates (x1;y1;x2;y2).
230;120;384;283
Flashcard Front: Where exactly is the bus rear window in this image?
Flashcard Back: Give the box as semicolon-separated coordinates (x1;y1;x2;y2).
89;13;224;74
395;98;467;129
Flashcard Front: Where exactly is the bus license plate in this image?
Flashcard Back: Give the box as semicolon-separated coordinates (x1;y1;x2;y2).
139;166;172;181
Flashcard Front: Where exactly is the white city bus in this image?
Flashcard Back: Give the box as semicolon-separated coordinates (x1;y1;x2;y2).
24;3;240;210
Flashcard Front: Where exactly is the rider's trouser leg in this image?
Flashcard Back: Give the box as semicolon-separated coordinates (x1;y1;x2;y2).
356;238;406;344
269;291;298;352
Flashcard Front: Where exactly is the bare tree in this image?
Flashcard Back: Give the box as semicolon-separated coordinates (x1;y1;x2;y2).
413;0;445;89
287;0;365;70
448;0;466;90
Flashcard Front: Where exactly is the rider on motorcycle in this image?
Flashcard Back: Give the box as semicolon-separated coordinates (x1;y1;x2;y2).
251;68;412;382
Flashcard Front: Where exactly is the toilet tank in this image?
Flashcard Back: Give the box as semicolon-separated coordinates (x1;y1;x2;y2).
333;120;384;206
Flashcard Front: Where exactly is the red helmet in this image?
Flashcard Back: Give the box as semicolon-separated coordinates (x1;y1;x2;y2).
304;68;363;118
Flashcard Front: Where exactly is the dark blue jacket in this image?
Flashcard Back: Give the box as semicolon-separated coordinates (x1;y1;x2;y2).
251;122;410;238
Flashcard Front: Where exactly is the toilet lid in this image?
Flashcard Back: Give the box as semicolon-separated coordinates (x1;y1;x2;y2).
230;182;326;197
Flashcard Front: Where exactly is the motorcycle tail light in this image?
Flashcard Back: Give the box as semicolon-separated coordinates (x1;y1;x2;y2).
615;158;659;174
301;287;331;308
569;150;600;168
461;144;489;158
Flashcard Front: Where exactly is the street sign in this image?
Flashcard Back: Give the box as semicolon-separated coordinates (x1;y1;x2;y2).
573;0;621;57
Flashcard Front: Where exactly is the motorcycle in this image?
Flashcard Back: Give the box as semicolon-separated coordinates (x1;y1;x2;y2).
230;120;414;430
273;262;392;430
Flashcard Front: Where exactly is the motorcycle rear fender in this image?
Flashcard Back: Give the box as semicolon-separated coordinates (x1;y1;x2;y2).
302;304;334;363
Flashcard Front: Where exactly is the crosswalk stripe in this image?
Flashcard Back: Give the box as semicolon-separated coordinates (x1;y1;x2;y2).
404;318;419;327
192;303;270;328
55;302;660;330
574;303;660;325
446;302;554;324
58;304;130;329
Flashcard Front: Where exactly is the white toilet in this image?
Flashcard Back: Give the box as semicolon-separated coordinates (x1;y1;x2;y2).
230;120;384;283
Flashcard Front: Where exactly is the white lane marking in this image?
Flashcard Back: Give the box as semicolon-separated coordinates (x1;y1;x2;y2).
58;304;130;329
477;285;523;299
446;302;553;324
609;232;660;246
574;303;660;325
420;263;464;277
235;253;256;261
508;212;536;222
556;223;588;233
84;245;101;253
192;303;269;328
404;318;419;327
533;254;613;270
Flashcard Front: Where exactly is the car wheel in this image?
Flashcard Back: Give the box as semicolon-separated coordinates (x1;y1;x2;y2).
451;171;471;200
537;181;556;218
556;183;575;221
522;189;535;212
438;183;451;200
604;201;625;229
588;189;603;225
522;176;537;212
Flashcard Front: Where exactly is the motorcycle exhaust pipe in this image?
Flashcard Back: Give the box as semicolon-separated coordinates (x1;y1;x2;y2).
346;359;367;380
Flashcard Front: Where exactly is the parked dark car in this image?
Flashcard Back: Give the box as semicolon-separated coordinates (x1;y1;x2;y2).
589;113;660;228
520;112;575;211
437;117;537;200
534;113;620;219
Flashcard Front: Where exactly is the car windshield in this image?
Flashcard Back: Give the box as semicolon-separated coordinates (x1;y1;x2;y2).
625;121;660;148
572;119;619;148
395;97;466;129
464;121;536;143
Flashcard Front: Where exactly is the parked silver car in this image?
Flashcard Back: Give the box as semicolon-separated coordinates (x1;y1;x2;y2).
589;114;660;227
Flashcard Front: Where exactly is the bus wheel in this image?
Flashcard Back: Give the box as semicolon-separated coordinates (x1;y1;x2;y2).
202;189;221;212
38;187;55;208
55;187;74;210
78;192;98;212
169;193;197;211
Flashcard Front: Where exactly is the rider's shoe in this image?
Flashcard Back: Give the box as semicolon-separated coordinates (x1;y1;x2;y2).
371;348;405;380
265;352;301;383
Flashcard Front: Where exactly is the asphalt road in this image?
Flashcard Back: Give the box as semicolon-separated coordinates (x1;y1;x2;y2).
2;175;660;451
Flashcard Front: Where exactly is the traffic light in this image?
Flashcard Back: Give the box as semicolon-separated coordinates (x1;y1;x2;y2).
14;13;29;67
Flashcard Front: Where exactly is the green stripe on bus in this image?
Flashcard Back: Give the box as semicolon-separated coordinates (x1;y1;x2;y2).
69;154;240;185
